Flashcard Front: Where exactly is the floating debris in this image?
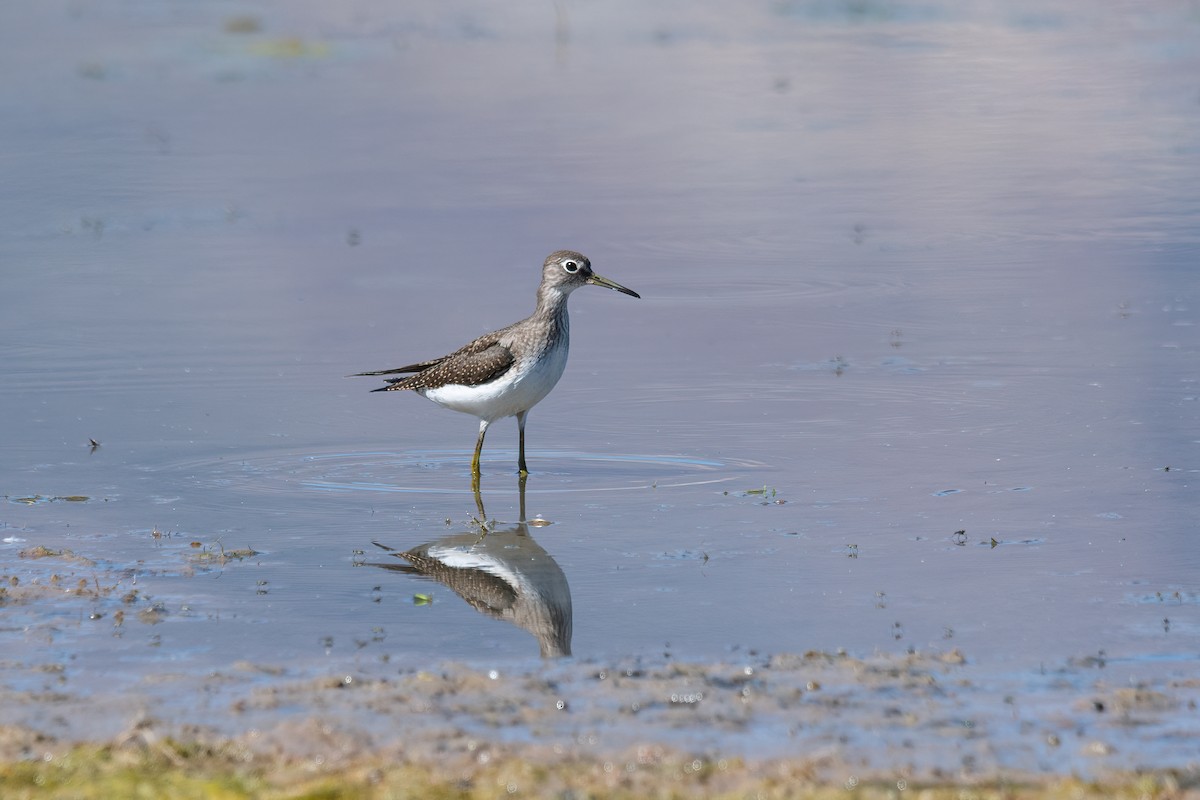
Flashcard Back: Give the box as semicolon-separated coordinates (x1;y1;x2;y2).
9;495;90;505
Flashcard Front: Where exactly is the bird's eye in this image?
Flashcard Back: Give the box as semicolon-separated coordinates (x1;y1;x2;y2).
562;260;579;273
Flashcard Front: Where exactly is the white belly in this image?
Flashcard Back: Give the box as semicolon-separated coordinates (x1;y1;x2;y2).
421;341;569;423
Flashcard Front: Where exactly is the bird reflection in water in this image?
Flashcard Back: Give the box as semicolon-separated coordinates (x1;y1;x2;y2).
370;475;572;658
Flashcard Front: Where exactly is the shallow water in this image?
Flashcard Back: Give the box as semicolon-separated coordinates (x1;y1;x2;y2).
2;0;1199;769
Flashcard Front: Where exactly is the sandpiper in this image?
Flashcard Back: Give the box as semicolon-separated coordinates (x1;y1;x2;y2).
353;250;639;481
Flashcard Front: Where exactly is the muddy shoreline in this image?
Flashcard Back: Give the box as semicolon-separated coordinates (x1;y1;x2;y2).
4;543;1200;793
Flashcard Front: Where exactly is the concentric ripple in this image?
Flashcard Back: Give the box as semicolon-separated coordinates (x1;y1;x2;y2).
178;448;765;505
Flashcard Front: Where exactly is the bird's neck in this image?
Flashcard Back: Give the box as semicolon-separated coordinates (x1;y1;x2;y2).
533;285;571;342
535;285;572;320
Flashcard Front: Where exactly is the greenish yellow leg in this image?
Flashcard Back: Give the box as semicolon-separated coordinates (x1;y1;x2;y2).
471;420;488;491
472;480;487;525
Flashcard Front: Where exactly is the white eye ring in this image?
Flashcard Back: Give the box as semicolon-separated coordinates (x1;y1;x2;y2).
562;260;579;273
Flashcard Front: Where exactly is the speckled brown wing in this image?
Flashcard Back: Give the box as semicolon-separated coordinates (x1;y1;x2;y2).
362;331;516;392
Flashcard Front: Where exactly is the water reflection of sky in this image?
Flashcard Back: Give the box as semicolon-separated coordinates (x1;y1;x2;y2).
0;0;1198;702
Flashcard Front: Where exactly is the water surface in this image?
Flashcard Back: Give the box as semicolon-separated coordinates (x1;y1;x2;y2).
1;0;1198;770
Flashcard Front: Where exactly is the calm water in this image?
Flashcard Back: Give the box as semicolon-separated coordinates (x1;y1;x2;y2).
2;0;1198;717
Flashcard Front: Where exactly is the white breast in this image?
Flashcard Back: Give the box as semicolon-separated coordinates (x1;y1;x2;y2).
421;336;570;423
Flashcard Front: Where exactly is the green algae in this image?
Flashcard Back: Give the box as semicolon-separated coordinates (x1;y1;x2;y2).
0;740;1194;800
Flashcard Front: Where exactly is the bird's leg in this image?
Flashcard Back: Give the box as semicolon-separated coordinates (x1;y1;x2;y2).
471;419;489;493
517;470;528;523
471;479;489;538
473;479;487;521
516;411;529;475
